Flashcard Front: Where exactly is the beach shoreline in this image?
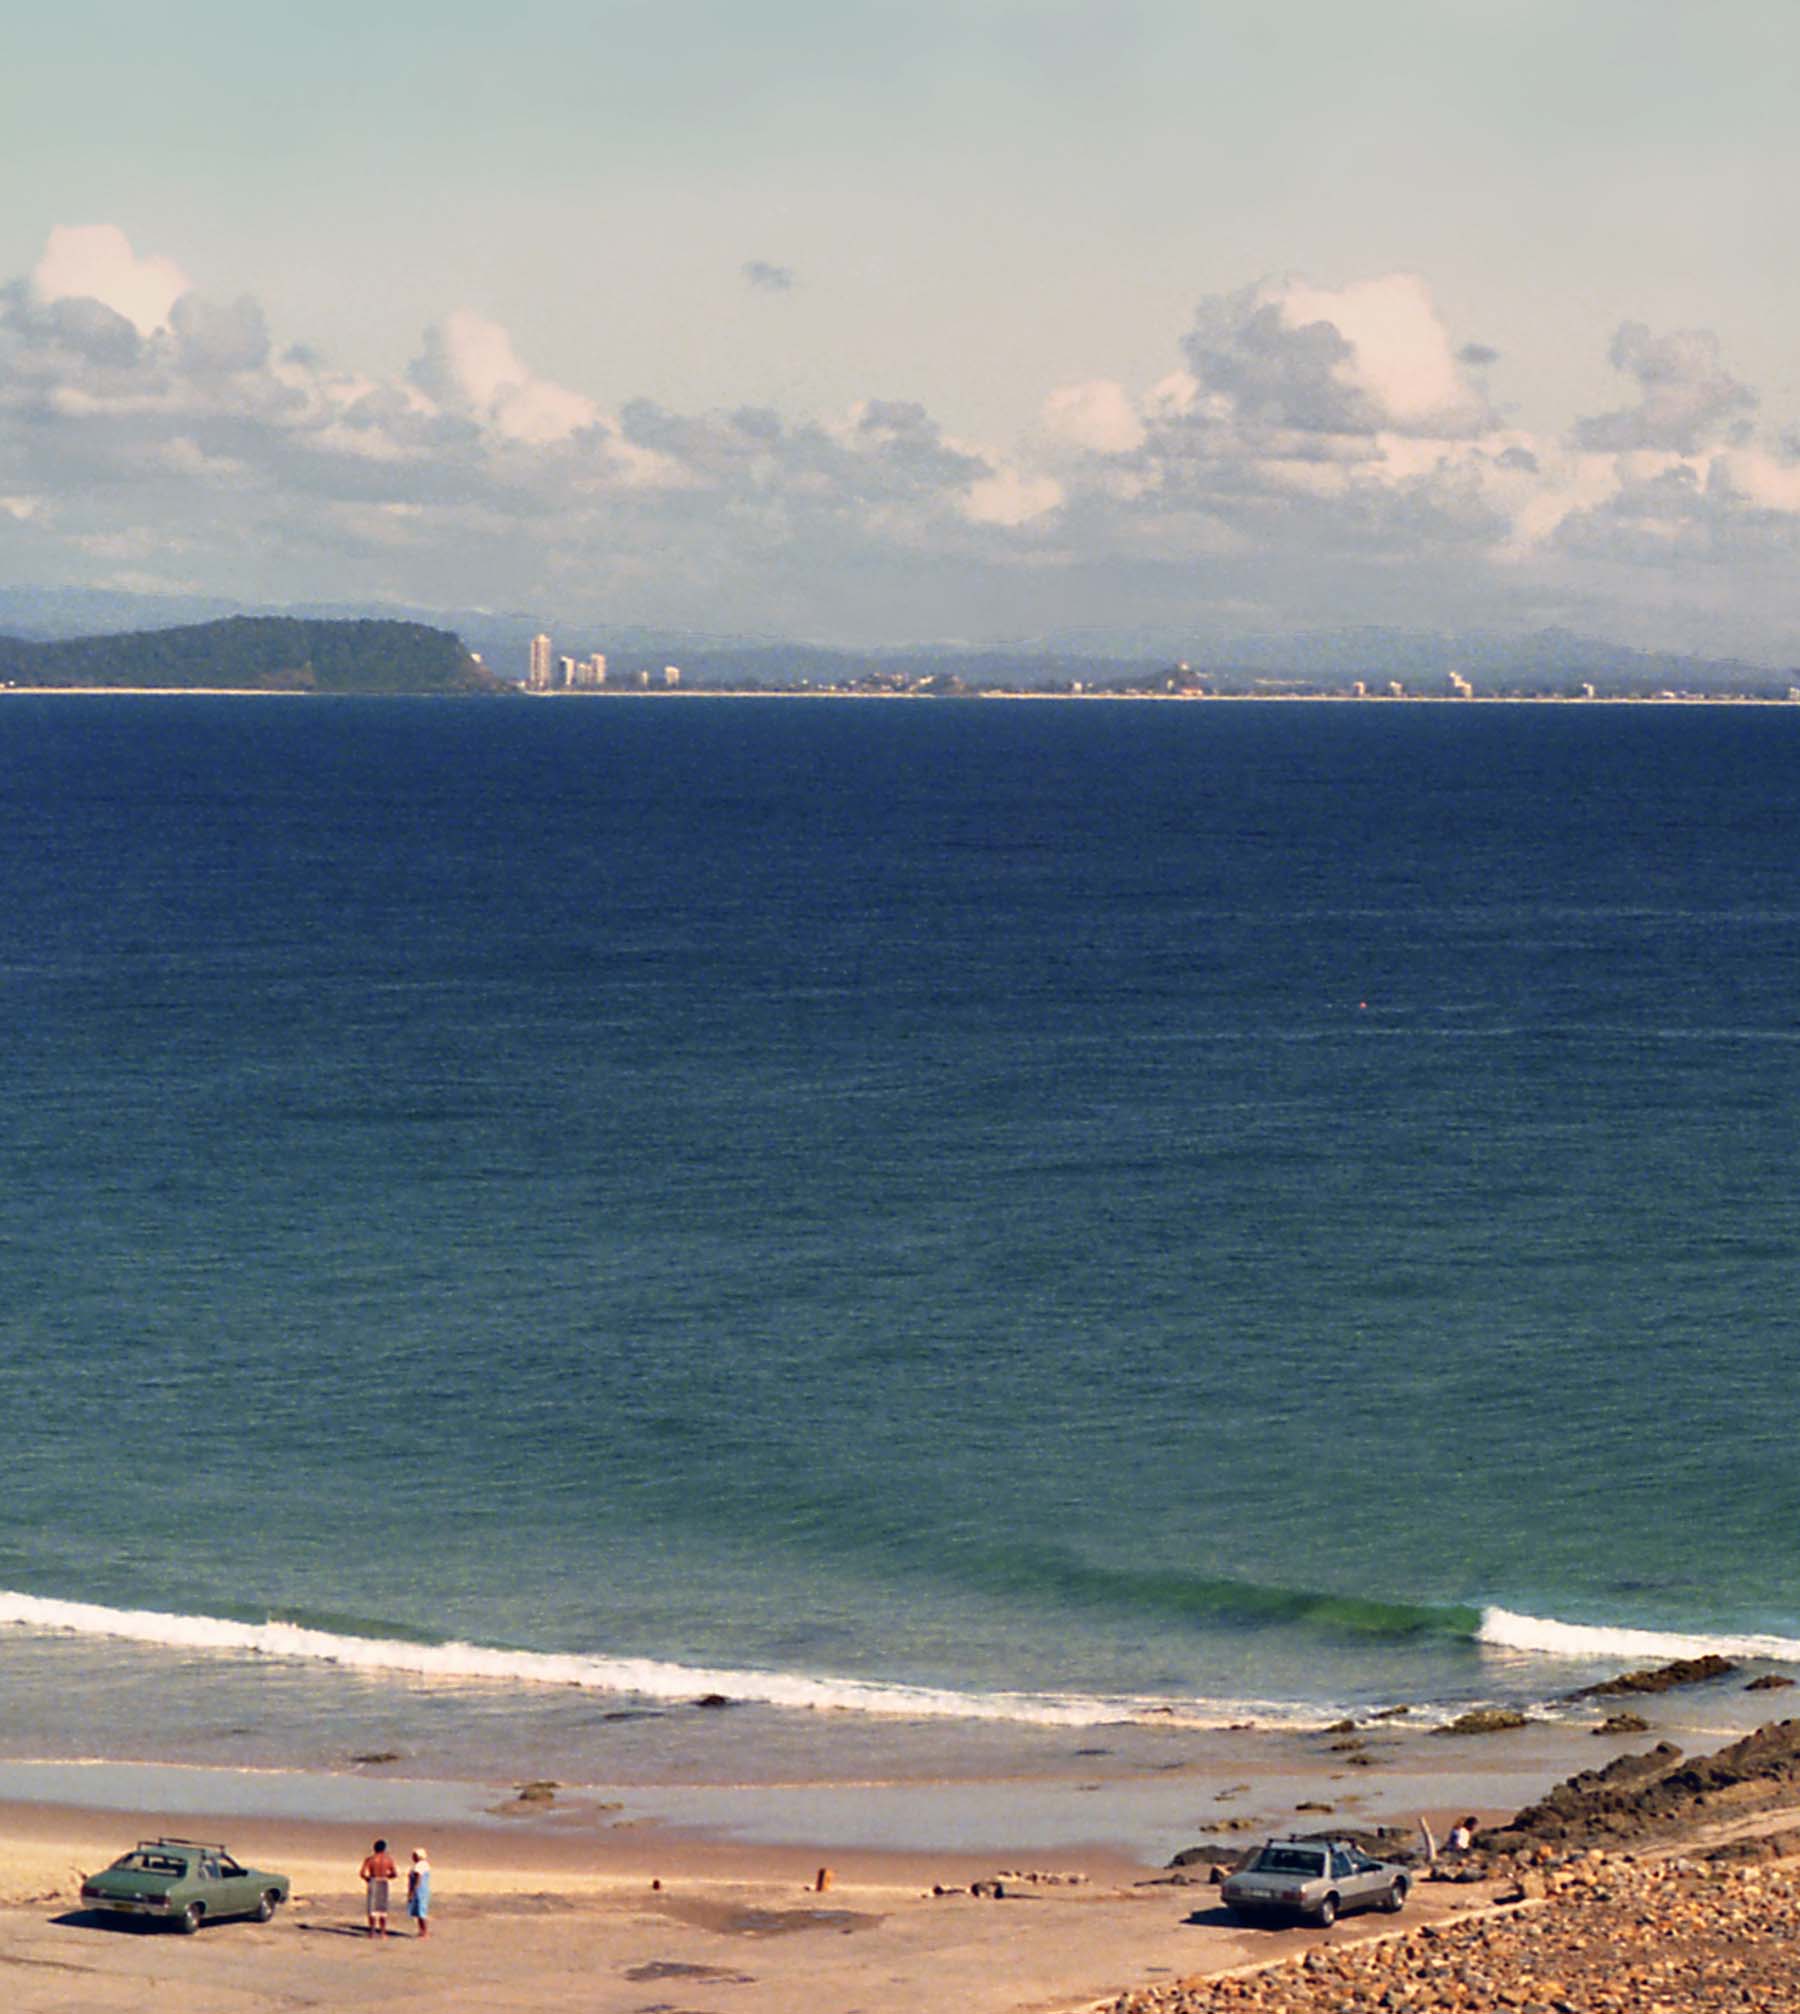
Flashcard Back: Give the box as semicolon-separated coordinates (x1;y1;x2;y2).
0;1747;1532;2014
0;1698;1761;2014
7;1704;1796;2014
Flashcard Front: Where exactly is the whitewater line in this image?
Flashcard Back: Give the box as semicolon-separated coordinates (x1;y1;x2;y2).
1478;1606;1800;1664
0;1589;1168;1728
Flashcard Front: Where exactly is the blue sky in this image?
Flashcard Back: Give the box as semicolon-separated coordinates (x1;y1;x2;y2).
6;1;1800;656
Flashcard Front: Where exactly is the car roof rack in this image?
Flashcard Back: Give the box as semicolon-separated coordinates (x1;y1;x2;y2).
143;1837;229;1852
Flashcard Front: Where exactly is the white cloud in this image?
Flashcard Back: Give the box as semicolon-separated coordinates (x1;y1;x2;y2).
9;227;1800;656
1042;379;1146;454
31;224;190;337
1177;272;1490;443
963;468;1064;525
1276;274;1483;433
1574;322;1758;454
410;309;598;444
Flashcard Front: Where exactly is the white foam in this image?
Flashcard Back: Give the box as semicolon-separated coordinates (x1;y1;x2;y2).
1479;1605;1800;1664
0;1589;1243;1728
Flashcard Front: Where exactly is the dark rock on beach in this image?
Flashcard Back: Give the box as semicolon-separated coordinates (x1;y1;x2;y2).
1568;1652;1738;1698
1593;1711;1651;1735
1748;1673;1796;1692
1433;1706;1530;1735
1484;1718;1800;1852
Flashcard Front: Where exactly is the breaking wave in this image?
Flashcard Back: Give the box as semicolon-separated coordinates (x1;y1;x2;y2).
8;1589;1793;1731
0;1589;1225;1727
1477;1606;1800;1664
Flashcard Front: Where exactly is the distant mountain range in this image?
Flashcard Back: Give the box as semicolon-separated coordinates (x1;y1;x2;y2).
0;585;1788;695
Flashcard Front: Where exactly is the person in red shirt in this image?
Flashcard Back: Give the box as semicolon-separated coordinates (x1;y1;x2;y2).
359;1837;398;1939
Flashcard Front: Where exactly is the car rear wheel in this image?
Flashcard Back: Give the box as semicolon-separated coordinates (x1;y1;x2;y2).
1382;1877;1409;1913
1314;1893;1338;1927
178;1901;204;1935
256;1890;281;1922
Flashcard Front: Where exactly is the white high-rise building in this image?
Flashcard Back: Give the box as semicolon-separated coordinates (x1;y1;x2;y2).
528;633;553;690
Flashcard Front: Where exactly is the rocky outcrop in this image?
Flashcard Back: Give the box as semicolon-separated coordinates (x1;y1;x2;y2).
1483;1719;1800;1852
1433;1707;1530;1736
1567;1653;1737;1698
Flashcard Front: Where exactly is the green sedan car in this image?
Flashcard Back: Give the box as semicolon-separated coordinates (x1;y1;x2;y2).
80;1837;290;1933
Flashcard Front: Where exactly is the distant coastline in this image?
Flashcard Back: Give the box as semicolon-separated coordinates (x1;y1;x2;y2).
11;684;1800;705
4;607;1796;703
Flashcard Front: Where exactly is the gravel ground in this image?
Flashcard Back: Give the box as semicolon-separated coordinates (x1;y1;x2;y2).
1103;1852;1800;2013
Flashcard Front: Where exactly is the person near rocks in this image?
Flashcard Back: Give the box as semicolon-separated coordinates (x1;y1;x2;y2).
1447;1816;1478;1854
407;1847;431;1937
360;1837;398;1938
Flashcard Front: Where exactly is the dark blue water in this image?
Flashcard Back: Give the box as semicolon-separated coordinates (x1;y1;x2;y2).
4;695;1799;1740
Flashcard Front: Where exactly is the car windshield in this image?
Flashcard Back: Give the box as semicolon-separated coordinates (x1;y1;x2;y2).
1253;1846;1326;1876
114;1852;187;1876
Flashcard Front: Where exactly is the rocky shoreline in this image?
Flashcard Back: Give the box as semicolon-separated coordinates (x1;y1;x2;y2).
1103;1716;1800;2014
1105;1853;1800;2012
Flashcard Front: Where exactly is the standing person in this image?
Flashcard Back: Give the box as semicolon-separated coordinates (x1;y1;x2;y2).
407;1848;431;1937
359;1837;398;1939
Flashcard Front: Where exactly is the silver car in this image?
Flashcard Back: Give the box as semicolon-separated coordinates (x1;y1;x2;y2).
1220;1835;1410;1926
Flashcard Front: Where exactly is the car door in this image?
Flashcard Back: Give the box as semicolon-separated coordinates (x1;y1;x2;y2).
1331;1846;1373;1911
214;1854;257;1917
1342;1847;1387;1911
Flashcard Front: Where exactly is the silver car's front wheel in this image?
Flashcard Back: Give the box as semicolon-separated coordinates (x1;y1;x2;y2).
1382;1877;1408;1913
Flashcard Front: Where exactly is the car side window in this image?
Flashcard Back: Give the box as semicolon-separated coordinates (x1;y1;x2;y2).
1330;1849;1352;1878
200;1857;220;1880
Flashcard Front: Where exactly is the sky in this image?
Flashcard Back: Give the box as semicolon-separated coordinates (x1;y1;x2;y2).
5;0;1800;659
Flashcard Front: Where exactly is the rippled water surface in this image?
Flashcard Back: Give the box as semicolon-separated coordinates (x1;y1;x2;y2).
4;695;1798;1753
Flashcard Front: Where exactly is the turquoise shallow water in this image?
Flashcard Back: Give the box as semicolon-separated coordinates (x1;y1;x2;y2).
3;695;1799;1763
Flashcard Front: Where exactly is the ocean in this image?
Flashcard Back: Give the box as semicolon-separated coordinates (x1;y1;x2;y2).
4;693;1799;1787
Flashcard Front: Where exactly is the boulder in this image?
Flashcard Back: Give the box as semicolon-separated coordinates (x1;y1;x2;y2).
1435;1707;1531;1736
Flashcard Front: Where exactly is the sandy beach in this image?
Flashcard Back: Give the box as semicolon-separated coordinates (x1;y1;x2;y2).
4;1692;1789;2014
0;1791;1507;2014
